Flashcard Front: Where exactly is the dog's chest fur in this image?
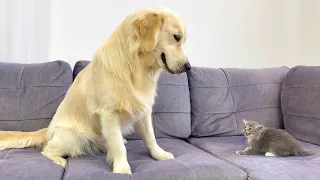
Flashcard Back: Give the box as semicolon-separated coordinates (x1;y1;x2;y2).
125;71;160;118
97;70;160;122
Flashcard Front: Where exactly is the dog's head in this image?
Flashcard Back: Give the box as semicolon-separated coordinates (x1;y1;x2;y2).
131;7;190;74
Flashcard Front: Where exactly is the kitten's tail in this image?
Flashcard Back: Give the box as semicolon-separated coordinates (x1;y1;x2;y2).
295;150;313;156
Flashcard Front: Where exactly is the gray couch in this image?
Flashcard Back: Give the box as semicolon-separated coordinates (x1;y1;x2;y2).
0;60;319;180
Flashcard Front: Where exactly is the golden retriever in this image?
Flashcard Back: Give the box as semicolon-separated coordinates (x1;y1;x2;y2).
0;6;190;174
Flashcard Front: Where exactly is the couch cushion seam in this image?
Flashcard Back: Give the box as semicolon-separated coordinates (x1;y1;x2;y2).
172;158;196;180
17;66;26;131
0;118;52;121
189;82;282;89
283;114;320;121
283;86;320;89
0;86;70;89
220;68;239;134
158;83;188;87
191;144;249;176
192;106;280;115
60;161;67;180
1;149;13;160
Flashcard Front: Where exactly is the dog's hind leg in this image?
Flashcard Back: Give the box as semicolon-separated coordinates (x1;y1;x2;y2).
41;127;82;167
41;138;68;167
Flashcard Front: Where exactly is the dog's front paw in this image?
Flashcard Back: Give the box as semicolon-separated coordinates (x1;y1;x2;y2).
113;160;132;174
151;148;174;160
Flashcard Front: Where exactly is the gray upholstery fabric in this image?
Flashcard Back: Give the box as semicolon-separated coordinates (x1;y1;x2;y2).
188;67;289;137
0;61;72;131
73;61;191;139
63;138;247;180
282;66;320;145
188;136;320;180
0;148;65;180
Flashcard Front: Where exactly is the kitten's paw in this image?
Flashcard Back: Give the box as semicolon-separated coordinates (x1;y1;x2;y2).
265;152;276;157
236;151;243;155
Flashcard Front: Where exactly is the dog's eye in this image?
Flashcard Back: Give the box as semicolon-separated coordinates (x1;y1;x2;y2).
174;34;181;42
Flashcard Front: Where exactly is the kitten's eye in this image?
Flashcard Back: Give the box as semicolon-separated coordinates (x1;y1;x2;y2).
174;34;181;42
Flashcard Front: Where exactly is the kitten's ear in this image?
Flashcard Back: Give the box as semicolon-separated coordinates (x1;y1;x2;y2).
243;119;248;124
256;125;263;131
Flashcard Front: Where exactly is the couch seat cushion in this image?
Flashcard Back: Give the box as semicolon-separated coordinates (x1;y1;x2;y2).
188;136;320;180
0;148;65;180
63;138;247;180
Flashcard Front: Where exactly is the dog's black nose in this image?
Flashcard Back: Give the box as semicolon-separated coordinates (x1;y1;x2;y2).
184;62;191;71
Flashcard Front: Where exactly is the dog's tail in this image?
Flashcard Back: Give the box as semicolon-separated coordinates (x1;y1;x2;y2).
295;150;313;156
0;128;47;150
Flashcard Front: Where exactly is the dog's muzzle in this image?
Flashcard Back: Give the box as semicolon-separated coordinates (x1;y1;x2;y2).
161;52;173;74
161;52;167;67
161;52;191;73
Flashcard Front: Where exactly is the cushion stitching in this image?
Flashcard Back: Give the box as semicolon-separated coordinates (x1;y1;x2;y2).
24;93;66;118
2;149;13;160
190;144;249;177
172;158;196;180
283;114;320;121
192;106;280;115
60;159;67;180
0;118;53;121
186;71;192;137
283;86;320;89
189;82;282;89
247;176;254;180
0;86;70;89
158;83;188;87
18;66;26;131
152;112;190;114
220;69;238;132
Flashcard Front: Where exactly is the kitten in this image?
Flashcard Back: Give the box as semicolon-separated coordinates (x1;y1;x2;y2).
236;119;312;157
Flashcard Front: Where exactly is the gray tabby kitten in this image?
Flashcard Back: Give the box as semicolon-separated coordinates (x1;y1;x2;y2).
236;120;312;157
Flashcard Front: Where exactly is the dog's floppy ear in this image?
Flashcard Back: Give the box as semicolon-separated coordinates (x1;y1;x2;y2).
133;13;164;52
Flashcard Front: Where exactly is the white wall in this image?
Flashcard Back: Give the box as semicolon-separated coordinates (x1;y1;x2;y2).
49;0;301;68
299;0;320;66
0;0;7;60
2;0;318;68
0;0;51;64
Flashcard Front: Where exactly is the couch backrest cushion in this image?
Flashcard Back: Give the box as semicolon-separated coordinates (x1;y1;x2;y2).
188;67;289;137
0;61;72;131
282;66;320;145
73;61;191;139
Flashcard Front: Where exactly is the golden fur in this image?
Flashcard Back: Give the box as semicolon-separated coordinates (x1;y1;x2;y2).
0;7;189;174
